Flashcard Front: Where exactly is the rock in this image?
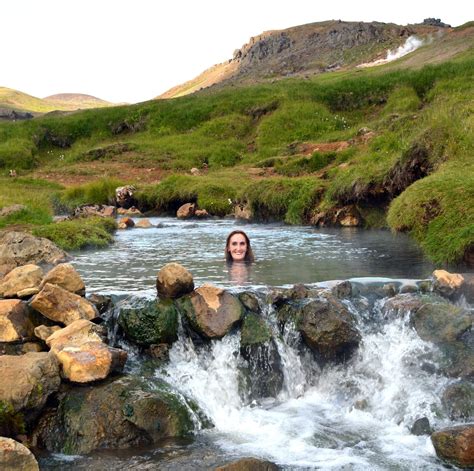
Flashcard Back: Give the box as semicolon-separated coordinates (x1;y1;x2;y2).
156;263;194;299
0;437;39;471
39;263;85;295
115;185;137;209
331;281;352;299
33;325;62;341
117;206;142;216
432;270;464;298
0;342;43;355
0;204;27;218
34;375;201;454
47;319;126;383
135;218;153;228
382;294;424;318
0;231;69;269
410;417;432;435
117;222;128;229
72;204;116;218
177;285;243;339
190;167;201;176
176;203;196;219
215;457;280;471
0;264;43;298
0;352;60;435
195;209;209;218
0;263;15;279
460;273;474;303
118;217;135;228
239;314;283;400
335;205;361;227
431;424;474;468
234;203;252;220
87;293;111;314
30;283;99;325
118;299;179;347
17;288;40;298
147;343;170;361
0;300;34;342
238;291;261;313
442;381;474;420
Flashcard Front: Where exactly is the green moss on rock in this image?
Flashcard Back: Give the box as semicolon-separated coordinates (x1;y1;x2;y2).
240;314;272;347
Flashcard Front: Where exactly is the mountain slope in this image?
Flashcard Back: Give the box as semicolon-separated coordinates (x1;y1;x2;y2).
160;20;472;98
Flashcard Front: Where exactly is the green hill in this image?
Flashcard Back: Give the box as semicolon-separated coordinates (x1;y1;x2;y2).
0;22;473;265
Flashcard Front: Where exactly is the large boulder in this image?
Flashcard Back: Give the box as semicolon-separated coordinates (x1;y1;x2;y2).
0;232;69;269
442;381;474;420
156;263;194;299
176;203;195;219
0;300;35;342
432;270;464;298
239;313;284;400
34;376;202;454
30;283;98;325
215;457;280;471
0;437;39;471
177;285;244;339
47;319;126;383
39;263;85;295
0;264;43;298
0;352;60;435
118;299;178;347
431;424;474;468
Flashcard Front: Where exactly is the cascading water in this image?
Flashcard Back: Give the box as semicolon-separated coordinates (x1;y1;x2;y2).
155;291;453;470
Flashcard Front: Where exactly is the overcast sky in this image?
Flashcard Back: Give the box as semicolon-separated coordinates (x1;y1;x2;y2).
2;0;472;104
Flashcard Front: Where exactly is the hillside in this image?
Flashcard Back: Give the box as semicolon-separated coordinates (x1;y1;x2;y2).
0;21;473;266
160;19;468;99
0;87;115;115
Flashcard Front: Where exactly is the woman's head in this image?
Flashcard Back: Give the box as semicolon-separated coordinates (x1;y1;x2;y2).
225;230;255;263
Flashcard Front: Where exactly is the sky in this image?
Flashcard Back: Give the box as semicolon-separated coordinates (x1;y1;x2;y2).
2;0;473;104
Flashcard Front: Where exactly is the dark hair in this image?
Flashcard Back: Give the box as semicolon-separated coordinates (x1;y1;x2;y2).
225;230;255;263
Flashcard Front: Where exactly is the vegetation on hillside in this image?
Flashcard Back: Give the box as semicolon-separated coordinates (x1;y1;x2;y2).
0;28;473;264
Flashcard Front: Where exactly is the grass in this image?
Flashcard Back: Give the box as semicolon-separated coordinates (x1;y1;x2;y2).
0;50;472;263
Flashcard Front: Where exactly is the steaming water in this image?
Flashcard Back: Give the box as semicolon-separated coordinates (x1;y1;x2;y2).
40;220;468;470
71;218;435;293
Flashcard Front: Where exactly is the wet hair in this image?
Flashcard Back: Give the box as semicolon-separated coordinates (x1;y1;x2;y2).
225;230;255;263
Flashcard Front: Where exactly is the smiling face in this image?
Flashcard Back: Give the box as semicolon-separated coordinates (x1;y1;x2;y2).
227;233;248;262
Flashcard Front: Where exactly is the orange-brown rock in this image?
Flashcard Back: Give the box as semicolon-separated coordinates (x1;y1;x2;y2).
33;324;62;341
234;203;252;221
176;203;195;219
0;264;43;298
30;283;98;325
433;270;464;297
135;218;153;228
46;319;126;383
0;437;39;471
156;263;194;299
0;352;60;412
431;424;474;468
215;457;280;471
194;209;209;218
40;263;85;295
0;299;34;342
118;217;135;228
179;284;243;339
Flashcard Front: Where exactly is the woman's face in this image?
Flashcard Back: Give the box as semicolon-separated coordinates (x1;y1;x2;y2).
227;233;248;262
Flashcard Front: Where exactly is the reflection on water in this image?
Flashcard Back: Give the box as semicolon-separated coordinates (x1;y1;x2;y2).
71;218;436;293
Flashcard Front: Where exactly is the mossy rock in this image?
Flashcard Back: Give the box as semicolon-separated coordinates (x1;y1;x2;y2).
0;400;25;436
442;381;474;420
118;299;179;347
34;375;207;455
240;313;272;347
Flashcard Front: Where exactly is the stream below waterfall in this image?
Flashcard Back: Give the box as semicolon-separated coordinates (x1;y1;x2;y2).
39;219;472;470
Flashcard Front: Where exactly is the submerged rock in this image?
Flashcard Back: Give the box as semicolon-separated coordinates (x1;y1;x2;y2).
156;262;194;299
431;424;474;468
0;437;39;471
215;457;280;470
34;375;204;454
118;299;179;347
177;285;244;339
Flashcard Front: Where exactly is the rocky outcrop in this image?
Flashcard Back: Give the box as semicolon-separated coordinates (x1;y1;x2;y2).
34;375;201;454
30;283;98;325
118;299;179;347
177;285;244;339
72;204;116;218
0;352;60;435
431;425;474;468
115;186;137;209
0;437;39;471
0;232;69;270
0;264;43;299
156;263;194;299
176;203;196;219
0;300;34;342
46;319;126;383
39;263;85;295
215;457;280;471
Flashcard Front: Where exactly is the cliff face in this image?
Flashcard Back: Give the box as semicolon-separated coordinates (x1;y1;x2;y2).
160;20;452;98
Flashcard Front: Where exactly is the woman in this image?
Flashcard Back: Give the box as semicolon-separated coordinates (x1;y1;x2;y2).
225;230;255;263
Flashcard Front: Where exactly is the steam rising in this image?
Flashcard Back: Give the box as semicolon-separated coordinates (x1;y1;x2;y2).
358;36;424;68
